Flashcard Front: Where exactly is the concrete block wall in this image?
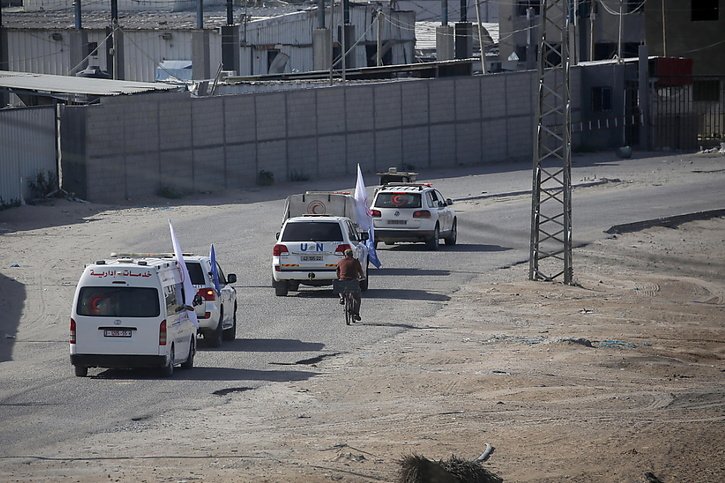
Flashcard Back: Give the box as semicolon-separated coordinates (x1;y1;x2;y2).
64;70;567;202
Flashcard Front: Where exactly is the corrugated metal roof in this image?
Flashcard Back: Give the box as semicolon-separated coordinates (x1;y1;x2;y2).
1;5;307;30
0;70;184;95
415;21;499;51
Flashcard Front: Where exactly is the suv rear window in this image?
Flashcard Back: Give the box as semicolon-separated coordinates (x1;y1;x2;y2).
77;287;160;317
374;192;422;208
185;262;206;285
281;222;343;241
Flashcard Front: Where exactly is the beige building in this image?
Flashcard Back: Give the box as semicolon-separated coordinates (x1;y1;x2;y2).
645;0;724;76
498;0;644;70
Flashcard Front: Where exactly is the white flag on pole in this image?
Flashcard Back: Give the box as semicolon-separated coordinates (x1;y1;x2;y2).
353;164;382;268
168;220;199;328
354;163;372;231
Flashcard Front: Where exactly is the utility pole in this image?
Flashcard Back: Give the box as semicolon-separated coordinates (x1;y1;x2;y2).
661;0;667;56
376;8;382;66
475;0;486;73
529;0;573;284
329;0;335;84
617;0;623;61
111;0;118;79
589;0;596;61
341;0;346;81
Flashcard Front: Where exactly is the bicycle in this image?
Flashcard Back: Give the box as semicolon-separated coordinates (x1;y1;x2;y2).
332;279;362;326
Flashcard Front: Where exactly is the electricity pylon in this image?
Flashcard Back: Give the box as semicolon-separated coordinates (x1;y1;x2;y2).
529;0;573;283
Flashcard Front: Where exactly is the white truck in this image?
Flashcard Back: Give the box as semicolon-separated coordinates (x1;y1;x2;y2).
282;191;360;226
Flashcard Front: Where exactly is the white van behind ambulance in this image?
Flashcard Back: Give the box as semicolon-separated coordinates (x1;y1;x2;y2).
70;256;197;377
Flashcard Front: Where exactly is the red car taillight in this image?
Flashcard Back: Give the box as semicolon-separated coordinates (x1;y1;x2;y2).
197;288;216;301
413;210;431;218
273;244;289;256
159;320;167;346
335;244;352;255
70;318;76;344
371;209;382;218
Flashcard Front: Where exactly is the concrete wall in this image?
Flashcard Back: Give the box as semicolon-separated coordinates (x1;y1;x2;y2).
60;70;590;202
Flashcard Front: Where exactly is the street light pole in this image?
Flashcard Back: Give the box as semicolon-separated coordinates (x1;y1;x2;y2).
617;0;623;62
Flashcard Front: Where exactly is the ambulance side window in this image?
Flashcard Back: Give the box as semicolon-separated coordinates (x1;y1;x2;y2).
215;263;227;284
164;283;182;314
346;221;358;242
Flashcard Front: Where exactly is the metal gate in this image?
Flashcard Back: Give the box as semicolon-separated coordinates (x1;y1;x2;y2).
0;106;57;206
651;76;724;150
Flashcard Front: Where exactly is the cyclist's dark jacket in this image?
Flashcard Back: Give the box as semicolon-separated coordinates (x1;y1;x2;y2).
336;257;363;280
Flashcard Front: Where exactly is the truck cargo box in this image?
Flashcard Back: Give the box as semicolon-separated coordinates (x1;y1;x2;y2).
283;191;359;225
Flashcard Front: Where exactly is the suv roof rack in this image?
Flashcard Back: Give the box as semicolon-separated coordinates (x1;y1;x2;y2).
381;182;432;190
109;252;195;259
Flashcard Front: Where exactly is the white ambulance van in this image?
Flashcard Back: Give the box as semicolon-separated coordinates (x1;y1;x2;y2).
69;255;197;377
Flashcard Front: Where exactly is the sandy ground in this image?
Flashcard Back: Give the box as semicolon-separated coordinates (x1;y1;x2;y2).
2;210;723;481
1;151;724;482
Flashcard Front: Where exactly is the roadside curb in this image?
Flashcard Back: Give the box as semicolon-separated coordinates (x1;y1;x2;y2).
605;209;725;235
452;178;619;202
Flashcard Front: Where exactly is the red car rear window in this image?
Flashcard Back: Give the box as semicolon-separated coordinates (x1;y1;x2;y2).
374;192;421;208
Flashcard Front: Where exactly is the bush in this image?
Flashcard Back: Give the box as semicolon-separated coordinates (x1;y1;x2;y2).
28;171;58;199
0;197;21;211
157;185;185;199
257;170;274;186
289;169;309;182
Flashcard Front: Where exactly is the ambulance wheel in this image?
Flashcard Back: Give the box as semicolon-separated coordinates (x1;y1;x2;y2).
74;365;88;377
208;311;224;348
223;304;237;341
161;347;174;377
274;282;289;297
181;338;195;369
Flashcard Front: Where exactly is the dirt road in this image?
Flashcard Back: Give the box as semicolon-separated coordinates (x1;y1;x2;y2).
1;152;723;482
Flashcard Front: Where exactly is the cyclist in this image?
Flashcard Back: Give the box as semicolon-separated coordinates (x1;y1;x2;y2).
336;248;364;321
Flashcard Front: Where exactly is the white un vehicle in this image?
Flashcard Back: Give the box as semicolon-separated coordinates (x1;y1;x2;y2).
70;255;197;377
272;215;369;296
371;183;457;250
184;255;238;347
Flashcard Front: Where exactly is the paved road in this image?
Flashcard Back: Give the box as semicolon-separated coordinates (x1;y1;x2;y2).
0;152;723;458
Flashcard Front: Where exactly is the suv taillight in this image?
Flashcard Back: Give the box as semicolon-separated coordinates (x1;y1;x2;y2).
371;209;382;218
159;320;167;346
273;244;289;256
70;318;76;344
335;244;351;255
413;210;431;218
197;288;216;301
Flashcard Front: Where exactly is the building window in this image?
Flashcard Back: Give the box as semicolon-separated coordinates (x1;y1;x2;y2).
693;80;721;102
594;42;617;60
517;1;541;17
625;0;644;13
592;87;613;112
86;42;98;57
267;49;279;72
514;45;527;62
623;42;641;58
691;0;718;21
